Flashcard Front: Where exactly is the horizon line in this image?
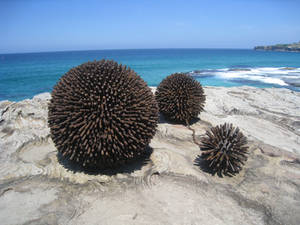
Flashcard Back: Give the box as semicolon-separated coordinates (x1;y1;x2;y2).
0;47;253;55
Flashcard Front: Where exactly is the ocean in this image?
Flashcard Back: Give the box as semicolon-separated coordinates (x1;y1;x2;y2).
1;49;300;101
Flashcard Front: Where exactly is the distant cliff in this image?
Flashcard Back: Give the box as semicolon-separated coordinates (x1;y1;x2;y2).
254;41;300;52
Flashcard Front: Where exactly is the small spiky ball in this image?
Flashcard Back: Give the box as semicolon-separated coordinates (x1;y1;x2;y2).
48;60;158;168
155;73;205;124
200;123;248;175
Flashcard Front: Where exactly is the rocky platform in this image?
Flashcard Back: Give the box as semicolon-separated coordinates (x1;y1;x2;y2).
0;86;300;225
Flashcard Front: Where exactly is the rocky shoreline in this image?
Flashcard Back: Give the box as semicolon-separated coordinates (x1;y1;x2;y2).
254;41;300;52
1;86;300;225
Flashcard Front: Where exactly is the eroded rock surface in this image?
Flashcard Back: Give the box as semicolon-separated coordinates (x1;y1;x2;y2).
0;87;300;225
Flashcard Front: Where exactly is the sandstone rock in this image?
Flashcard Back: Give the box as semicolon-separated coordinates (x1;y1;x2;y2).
0;87;299;225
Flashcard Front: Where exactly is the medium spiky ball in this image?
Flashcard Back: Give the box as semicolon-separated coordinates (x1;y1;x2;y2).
155;73;205;124
200;123;248;175
48;60;158;168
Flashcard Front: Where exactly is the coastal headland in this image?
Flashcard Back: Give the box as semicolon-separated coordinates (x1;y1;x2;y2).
254;41;300;52
0;86;300;225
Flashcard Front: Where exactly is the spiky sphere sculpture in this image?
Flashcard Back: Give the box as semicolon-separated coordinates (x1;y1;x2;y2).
155;73;205;124
48;60;159;168
200;123;248;175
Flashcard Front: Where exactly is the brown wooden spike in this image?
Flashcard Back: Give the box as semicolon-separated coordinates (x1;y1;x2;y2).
48;59;159;169
155;73;205;124
200;123;248;176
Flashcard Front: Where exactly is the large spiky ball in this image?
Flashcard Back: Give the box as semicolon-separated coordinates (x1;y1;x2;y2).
200;123;248;176
48;59;158;168
155;73;205;124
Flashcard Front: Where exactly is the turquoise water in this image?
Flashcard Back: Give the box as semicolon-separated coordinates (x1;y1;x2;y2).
1;49;300;101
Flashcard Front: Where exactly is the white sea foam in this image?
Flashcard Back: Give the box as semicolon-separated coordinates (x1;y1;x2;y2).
191;67;300;87
281;75;300;79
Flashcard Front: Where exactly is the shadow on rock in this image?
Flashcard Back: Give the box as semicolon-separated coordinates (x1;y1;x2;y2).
57;146;153;176
194;155;237;178
159;113;201;126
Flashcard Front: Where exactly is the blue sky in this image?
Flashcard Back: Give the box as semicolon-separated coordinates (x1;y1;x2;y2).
1;0;300;53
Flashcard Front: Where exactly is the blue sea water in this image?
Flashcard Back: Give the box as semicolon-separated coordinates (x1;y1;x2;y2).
1;49;300;101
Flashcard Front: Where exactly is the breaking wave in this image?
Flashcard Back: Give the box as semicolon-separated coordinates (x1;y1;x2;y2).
188;67;300;88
